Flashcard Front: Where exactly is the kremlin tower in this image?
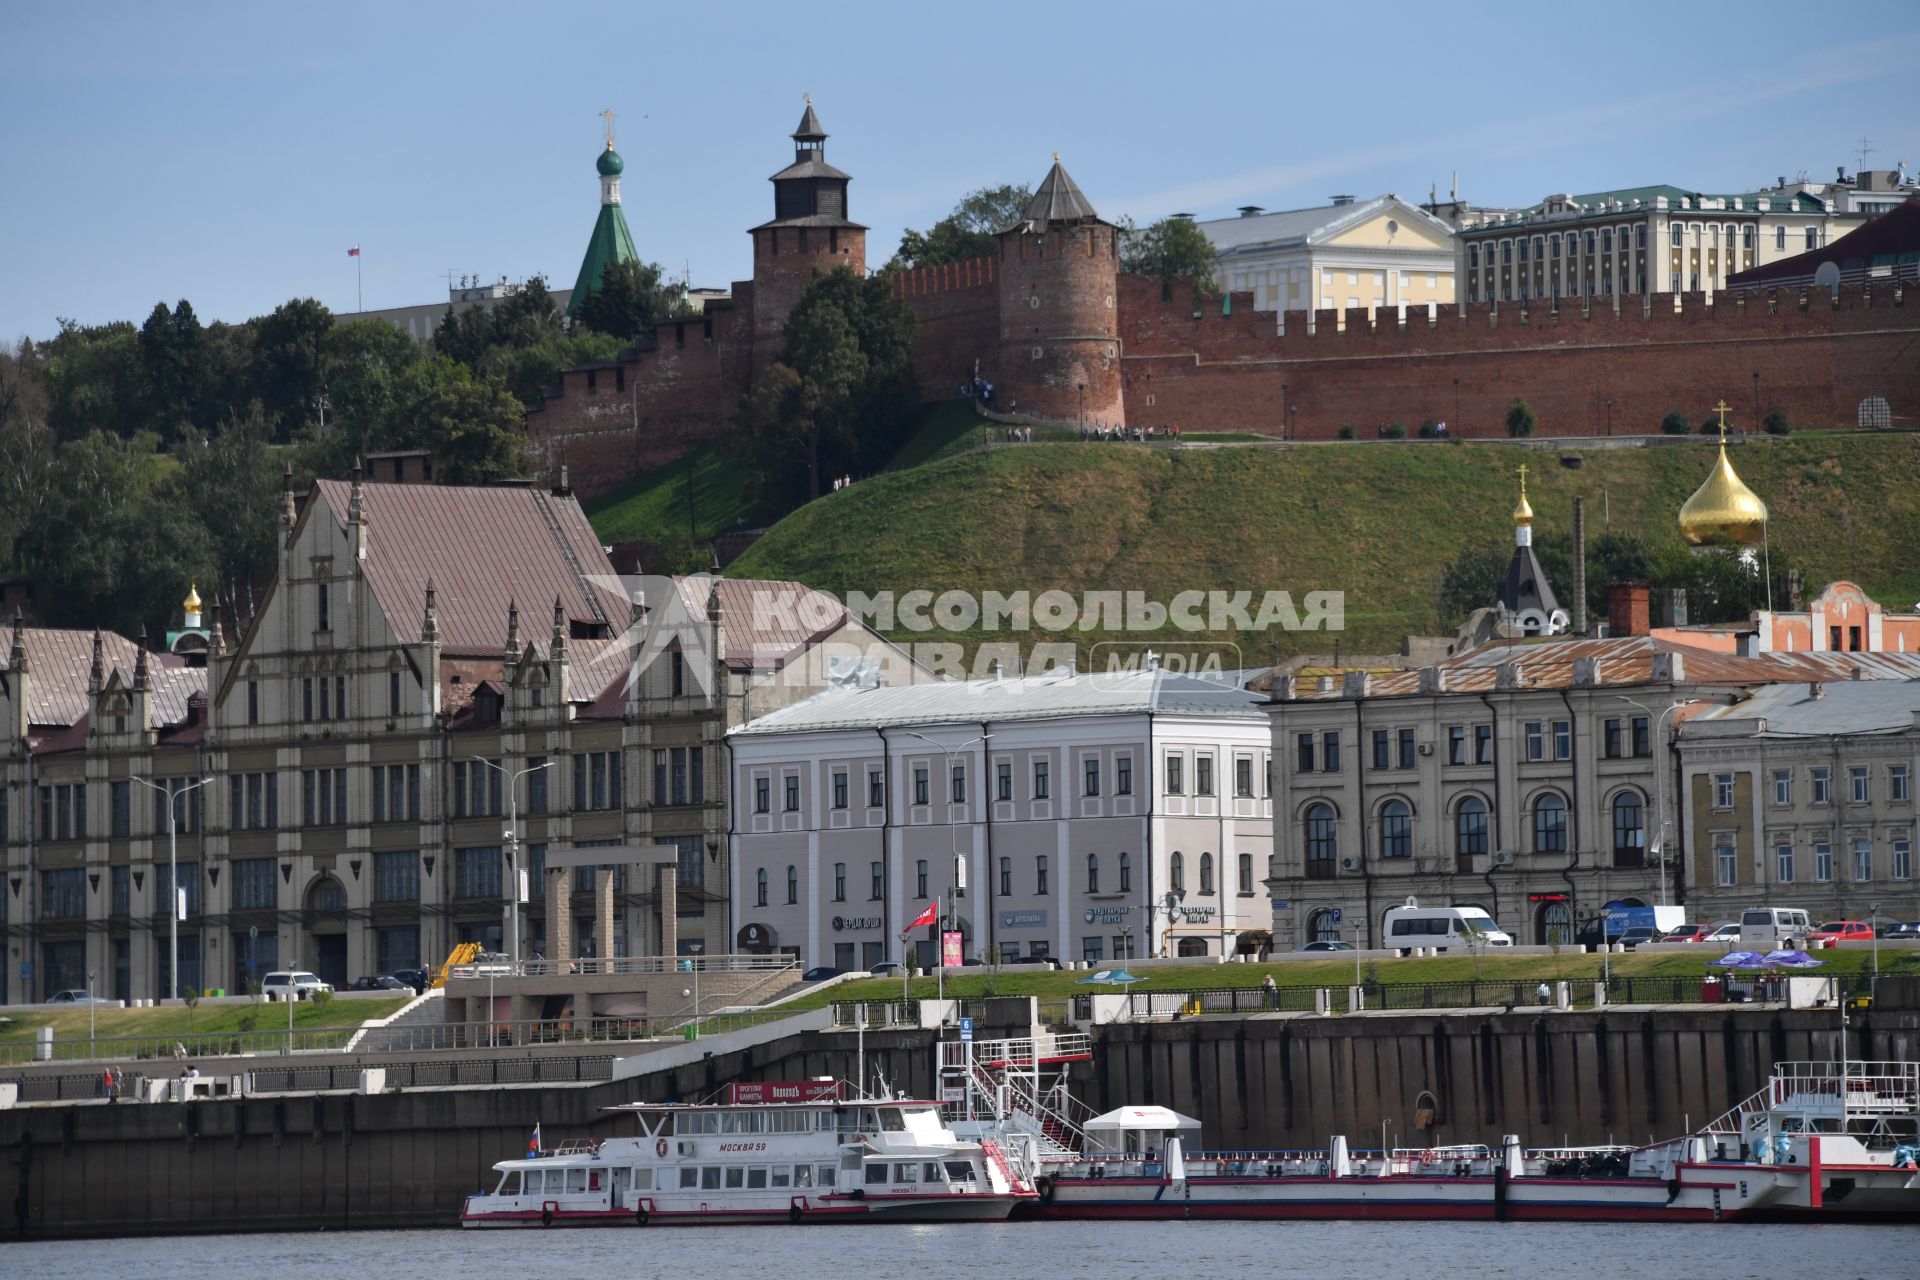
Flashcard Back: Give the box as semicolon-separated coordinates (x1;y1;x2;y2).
567;110;640;321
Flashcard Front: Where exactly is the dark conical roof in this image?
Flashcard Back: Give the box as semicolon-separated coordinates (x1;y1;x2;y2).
793;100;826;141
1500;543;1562;620
1020;158;1104;227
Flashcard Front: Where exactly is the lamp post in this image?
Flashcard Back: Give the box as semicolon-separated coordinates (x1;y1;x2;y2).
1078;383;1086;431
1154;888;1186;958
1751;371;1760;431
1605;397;1614;437
1870;901;1880;982
88;969;97;1057
1289;404;1298;440
1620;696;1685;907
903;730;990;1006
471;758;553;967
131;775;212;1002
1452;377;1461;433
1281;383;1289;439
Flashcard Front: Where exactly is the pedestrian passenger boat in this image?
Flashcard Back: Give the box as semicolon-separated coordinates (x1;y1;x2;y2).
459;1079;1032;1228
945;1034;1920;1223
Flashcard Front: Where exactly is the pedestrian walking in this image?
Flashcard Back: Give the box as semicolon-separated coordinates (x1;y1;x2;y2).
1262;973;1279;1010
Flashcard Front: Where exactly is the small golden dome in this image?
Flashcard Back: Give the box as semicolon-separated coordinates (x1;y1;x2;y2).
1679;433;1768;547
1512;464;1534;525
182;583;203;613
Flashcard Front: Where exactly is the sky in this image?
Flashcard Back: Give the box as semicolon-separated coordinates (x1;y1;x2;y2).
3;0;1917;341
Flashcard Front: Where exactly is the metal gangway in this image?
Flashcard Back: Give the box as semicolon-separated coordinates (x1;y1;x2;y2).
939;1031;1095;1161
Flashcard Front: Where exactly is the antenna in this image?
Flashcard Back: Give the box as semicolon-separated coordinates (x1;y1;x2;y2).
1855;136;1876;172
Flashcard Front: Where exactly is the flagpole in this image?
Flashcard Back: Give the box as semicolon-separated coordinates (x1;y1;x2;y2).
357;247;363;313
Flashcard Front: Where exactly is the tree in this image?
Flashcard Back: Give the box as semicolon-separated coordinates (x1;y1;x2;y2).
41;319;144;441
1120;216;1218;297
252;298;334;438
1661;411;1691;435
577;259;685;342
138;300;209;442
1763;409;1791;436
400;360;530;484
1505;399;1536;438
176;406;285;629
886;183;1033;271
0;340;55;570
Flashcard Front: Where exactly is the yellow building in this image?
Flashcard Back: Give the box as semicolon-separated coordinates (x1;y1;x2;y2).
1197;195;1457;322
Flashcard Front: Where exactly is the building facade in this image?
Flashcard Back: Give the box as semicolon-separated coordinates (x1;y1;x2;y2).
1197;195;1457;321
0;474;914;1005
728;669;1275;969
1678;679;1919;925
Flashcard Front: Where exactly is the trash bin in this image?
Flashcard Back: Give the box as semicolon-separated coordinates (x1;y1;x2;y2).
683;1025;698;1041
1700;976;1724;1004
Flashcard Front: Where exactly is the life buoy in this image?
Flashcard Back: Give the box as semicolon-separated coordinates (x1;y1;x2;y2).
635;1204;650;1226
540;1205;554;1228
655;1137;668;1158
1036;1174;1056;1204
1421;1150;1436;1168
788;1202;804;1224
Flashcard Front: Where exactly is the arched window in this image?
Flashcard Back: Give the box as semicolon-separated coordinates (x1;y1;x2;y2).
1118;851;1132;893
1305;804;1337;879
755;868;768;907
1379;800;1412;859
1612;791;1646;866
1536;900;1573;946
786;865;797;905
1199;853;1215;895
1532;793;1567;853
1170;851;1185;892
1309;909;1343;943
307;877;346;913
1177;937;1209;958
1455;796;1488;859
1086;853;1100;894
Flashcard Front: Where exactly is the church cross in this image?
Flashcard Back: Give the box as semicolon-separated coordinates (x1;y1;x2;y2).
601;108;615;148
1712;398;1732;440
1516;462;1529;491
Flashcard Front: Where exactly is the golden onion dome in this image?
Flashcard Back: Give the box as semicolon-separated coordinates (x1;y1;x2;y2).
182;583;203;613
1512;464;1534;525
1678;433;1768;547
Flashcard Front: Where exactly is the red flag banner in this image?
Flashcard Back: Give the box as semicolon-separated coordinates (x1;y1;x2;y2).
347;246;360;258
906;901;938;931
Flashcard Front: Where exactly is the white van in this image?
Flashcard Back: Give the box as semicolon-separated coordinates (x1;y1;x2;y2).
1737;907;1813;949
260;971;333;1001
1383;899;1514;953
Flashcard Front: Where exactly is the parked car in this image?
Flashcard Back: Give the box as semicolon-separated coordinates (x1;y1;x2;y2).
390;968;429;993
1810;920;1874;944
1702;921;1741;944
1007;955;1063;969
1662;924;1712;943
1299;941;1355;952
1617;927;1659;950
868;961;905;978
1864;916;1909;938
47;990;110;1005
260;971;333;1002
349;976;407;991
1880;922;1920;941
801;966;842;982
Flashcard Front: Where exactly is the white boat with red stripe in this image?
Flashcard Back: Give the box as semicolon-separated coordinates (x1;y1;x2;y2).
460;1079;1033;1228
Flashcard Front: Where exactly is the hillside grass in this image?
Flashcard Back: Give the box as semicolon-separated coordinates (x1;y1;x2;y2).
583;442;760;569
727;431;1920;662
0;996;410;1048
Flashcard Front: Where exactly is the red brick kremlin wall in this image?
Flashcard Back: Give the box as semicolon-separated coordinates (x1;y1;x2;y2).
530;264;1918;500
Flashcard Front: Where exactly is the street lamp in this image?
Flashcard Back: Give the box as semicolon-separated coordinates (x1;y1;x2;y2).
1452;377;1461;433
1281;383;1289;439
471;757;554;967
1605;397;1614;437
1288;404;1298;439
131;775;213;1002
1620;696;1686;907
1154;888;1186;958
88;969;97;1057
903;730;989;1006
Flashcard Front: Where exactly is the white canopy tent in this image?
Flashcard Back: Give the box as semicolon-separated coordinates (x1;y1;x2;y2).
1081;1105;1202;1155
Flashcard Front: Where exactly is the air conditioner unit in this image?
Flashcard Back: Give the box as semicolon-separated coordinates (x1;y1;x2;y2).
1417;743;1434;756
1493;850;1516;867
1340;857;1358;871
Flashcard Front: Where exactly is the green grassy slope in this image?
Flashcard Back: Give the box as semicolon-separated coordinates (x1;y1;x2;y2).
583;443;759;571
727;432;1920;662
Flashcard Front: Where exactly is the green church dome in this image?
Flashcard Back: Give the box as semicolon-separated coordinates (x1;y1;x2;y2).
596;146;624;177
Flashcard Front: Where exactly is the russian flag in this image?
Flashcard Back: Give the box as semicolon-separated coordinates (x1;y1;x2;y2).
528;1124;542;1156
347;246;360;258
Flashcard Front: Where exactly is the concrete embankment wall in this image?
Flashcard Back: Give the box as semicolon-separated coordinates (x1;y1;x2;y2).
5;987;1917;1239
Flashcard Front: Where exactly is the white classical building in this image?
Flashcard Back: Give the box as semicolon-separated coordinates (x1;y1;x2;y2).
727;668;1275;969
1196;195;1458;320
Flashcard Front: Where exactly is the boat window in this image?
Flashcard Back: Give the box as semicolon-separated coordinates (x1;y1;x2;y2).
747;1167;768;1188
724;1167;745;1189
880;1109;908;1132
771;1166;792;1187
812;1109;833;1131
700;1167;721;1190
923;1162;942;1183
944;1161;973;1181
497;1171;518;1195
793;1165;812;1187
567;1169;587;1193
866;1163;891;1186
587;1171;601;1192
680;1168;699;1189
894;1163;917;1184
817;1166;836;1186
632;1169;652;1191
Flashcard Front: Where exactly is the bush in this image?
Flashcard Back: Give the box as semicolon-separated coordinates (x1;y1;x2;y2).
1381;422;1407;439
1661;412;1691;435
1337;424;1356;440
1505;399;1536;438
1763;410;1791;435
1417;419;1439;438
1698;418;1722;435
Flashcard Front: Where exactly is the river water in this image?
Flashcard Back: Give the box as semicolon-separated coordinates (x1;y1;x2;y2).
12;1221;1918;1279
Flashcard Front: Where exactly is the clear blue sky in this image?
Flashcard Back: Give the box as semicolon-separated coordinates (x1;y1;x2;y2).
3;0;1916;341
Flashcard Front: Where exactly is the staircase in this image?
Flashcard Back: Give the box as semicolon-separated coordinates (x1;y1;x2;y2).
344;988;446;1053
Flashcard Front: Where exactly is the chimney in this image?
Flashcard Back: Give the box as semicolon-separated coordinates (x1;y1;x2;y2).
1809;681;1825;700
1329;194;1356;206
1273;674;1298;701
1572;657;1600;687
1342;670;1371;699
1571;496;1588;634
1608;582;1651;638
1237;205;1264;218
552;465;572;498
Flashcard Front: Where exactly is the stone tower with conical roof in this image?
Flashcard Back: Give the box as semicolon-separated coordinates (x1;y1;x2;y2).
748;97;866;362
996;156;1124;427
567;111;641;321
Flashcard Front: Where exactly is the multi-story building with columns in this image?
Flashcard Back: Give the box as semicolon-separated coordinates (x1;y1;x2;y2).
0;471;912;1004
1678;678;1919;925
728;668;1275;970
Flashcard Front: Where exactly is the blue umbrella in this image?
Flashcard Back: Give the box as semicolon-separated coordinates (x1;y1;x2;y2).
1760;949;1824;969
1709;951;1768;969
1078;969;1143;985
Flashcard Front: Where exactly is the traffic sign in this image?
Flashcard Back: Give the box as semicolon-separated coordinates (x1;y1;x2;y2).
959;1017;974;1043
1329;908;1342;923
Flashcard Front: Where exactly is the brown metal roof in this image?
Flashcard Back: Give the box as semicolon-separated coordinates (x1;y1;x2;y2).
312;481;627;658
0;628;140;726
